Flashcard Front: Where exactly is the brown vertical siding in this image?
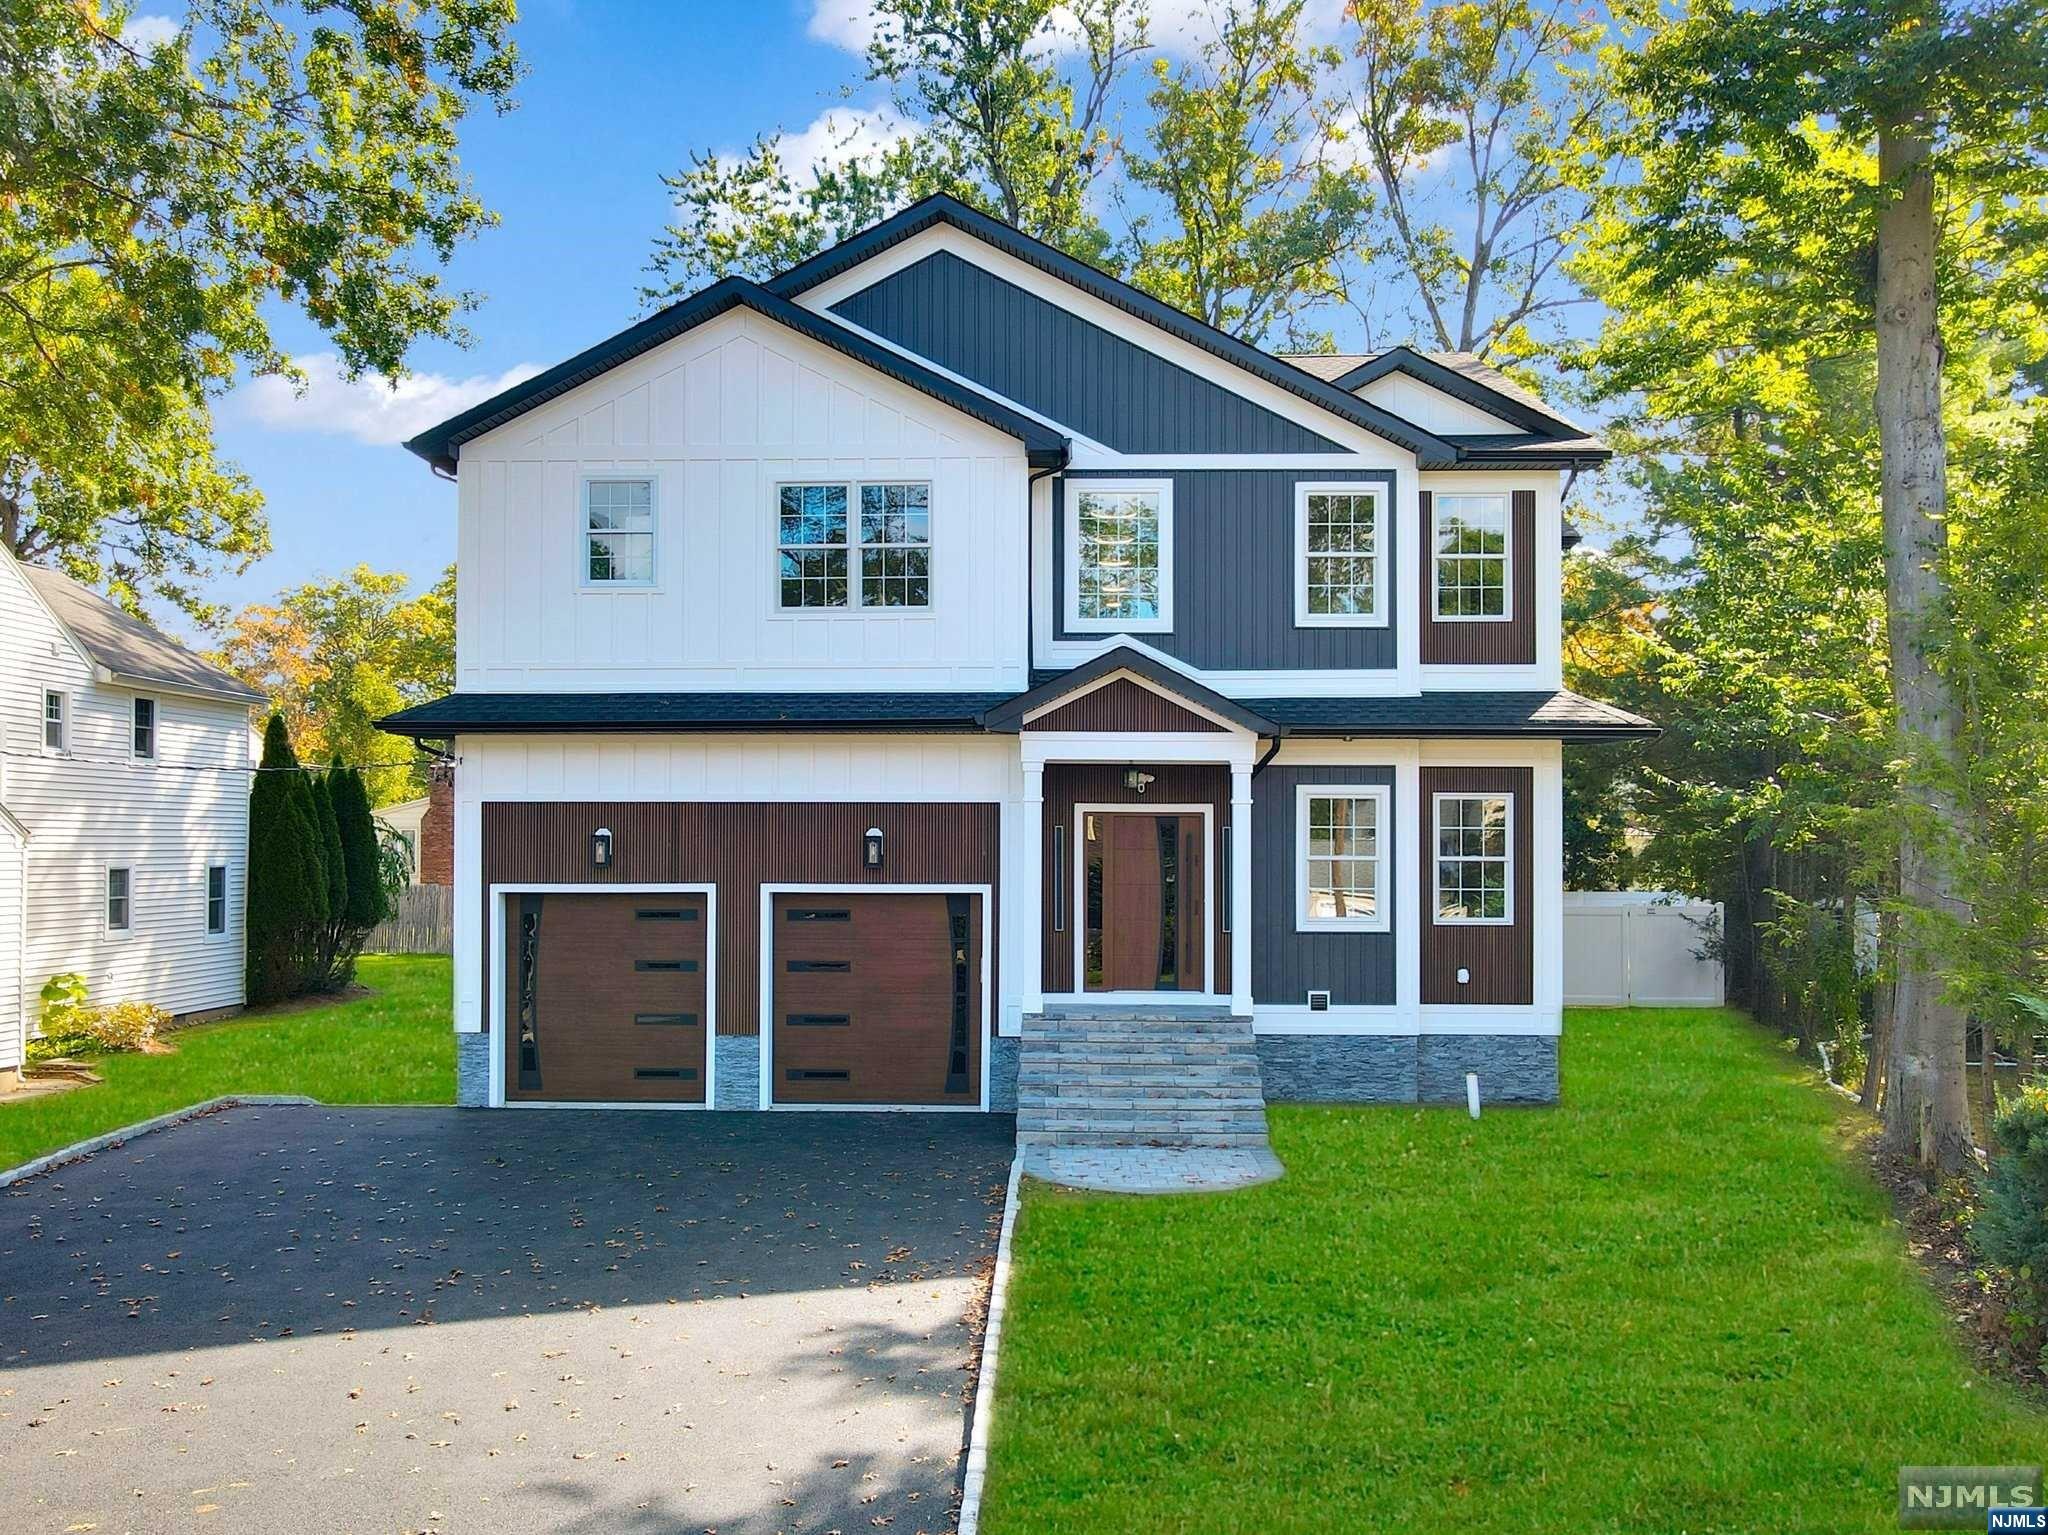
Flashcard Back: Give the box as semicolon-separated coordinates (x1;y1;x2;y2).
1419;488;1537;666
1040;763;1231;995
1418;767;1533;1004
1024;678;1225;733
481;802;999;1035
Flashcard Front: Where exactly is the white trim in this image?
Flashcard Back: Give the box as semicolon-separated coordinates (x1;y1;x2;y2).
1021;730;1258;770
1063;478;1174;634
203;860;230;941
486;883;719;1110
104;862;132;934
1430;791;1515;925
1071;802;1216;1002
577;472;660;591
1430;490;1513;624
1293;481;1388;629
129;695;159;762
40;687;68;757
1294;783;1392;933
1017;665;1251;736
757;883;994;1113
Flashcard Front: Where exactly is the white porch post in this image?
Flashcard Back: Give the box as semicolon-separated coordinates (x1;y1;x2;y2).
1230;763;1254;1017
1019;764;1045;1016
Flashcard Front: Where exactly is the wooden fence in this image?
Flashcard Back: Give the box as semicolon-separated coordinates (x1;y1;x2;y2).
365;884;453;955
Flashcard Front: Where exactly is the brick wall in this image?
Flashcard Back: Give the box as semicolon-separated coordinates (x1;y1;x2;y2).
420;761;454;887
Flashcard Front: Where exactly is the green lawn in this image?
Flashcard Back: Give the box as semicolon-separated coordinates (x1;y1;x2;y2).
982;1010;2048;1535
0;954;452;1171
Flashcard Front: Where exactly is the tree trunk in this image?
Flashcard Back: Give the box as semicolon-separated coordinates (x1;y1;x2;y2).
1873;124;1974;1174
1861;908;1897;1112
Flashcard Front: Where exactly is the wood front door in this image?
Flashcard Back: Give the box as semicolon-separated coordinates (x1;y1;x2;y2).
1081;811;1206;993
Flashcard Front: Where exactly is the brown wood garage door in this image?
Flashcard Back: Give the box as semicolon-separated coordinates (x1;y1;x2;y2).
503;892;708;1103
771;892;982;1106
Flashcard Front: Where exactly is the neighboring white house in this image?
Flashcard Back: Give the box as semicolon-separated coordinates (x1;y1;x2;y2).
376;796;430;884
0;544;264;1086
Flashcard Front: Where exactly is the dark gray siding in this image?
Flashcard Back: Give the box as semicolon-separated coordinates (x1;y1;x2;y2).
1251;765;1397;1006
832;252;1346;454
1053;469;1398;670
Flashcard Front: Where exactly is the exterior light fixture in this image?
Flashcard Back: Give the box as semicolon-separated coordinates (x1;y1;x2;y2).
1122;769;1156;795
864;826;885;869
592;826;613;869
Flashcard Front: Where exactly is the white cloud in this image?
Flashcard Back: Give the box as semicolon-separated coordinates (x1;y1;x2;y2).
119;13;182;52
806;0;1349;62
772;104;920;185
242;353;543;446
807;0;889;52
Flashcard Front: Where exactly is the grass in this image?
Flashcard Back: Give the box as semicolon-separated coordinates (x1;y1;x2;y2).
0;954;452;1171
982;1010;2048;1535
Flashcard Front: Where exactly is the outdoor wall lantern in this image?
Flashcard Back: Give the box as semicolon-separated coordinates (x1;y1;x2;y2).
864;826;886;869
1122;768;1157;795
592;827;614;870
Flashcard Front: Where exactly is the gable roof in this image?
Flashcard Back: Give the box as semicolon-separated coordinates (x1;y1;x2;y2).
978;644;1278;735
18;564;264;705
768;195;1463;465
402;275;1071;475
1284;345;1606;457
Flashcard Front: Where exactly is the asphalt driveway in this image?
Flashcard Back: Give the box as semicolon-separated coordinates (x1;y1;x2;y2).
0;1106;1015;1535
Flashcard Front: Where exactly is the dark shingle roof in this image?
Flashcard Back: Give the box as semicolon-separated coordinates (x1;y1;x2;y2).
21;565;264;704
978;646;1277;734
1244;690;1654;740
1277;345;1605;457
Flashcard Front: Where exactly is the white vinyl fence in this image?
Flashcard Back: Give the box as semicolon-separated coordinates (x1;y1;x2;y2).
1565;891;1726;1007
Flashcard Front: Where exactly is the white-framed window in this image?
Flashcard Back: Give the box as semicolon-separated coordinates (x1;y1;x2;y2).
131;696;157;760
1294;483;1387;627
42;689;67;754
205;863;228;936
1064;479;1173;633
1433;792;1513;924
858;482;932;608
777;482;849;609
775;480;935;612
1296;783;1392;932
581;475;657;586
106;866;132;932
1432;492;1512;621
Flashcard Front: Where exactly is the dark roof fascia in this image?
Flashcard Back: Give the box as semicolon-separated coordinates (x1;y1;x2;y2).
1244;691;1658;742
1442;445;1613;469
403;278;1069;474
1329;347;1582;440
978;647;1279;736
375;692;1016;738
767;196;1463;468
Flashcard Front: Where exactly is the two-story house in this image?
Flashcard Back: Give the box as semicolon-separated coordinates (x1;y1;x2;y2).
379;196;1654;1145
0;544;263;1087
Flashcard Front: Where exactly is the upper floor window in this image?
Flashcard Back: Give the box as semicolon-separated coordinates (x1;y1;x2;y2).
1433;493;1511;621
1295;484;1386;627
1434;793;1512;924
106;866;132;932
43;690;66;753
582;476;656;586
1297;784;1391;932
1066;480;1172;633
778;482;934;610
131;697;157;760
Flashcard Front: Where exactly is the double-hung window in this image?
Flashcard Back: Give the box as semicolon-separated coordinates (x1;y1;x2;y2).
1295;484;1386;626
582;476;656;586
106;867;132;932
1297;784;1391;931
1432;493;1511;621
1433;794;1512;924
778;482;933;610
43;689;66;753
206;864;228;936
131;697;157;760
1066;480;1172;632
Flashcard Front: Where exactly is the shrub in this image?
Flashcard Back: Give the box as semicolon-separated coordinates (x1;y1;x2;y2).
82;1000;168;1052
27;976;168;1059
1976;1084;2048;1347
247;714;329;1003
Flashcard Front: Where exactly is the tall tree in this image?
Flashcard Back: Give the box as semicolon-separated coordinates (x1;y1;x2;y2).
246;714;327;1005
214;565;455;805
1120;0;1370;347
0;0;519;618
1337;0;1612;360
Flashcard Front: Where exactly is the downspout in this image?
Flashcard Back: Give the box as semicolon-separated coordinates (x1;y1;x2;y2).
1025;458;1066;687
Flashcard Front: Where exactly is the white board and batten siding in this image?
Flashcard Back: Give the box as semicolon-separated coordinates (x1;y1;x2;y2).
454;308;1033;695
1355;374;1521;436
1564;891;1725;1007
0;551;251;1023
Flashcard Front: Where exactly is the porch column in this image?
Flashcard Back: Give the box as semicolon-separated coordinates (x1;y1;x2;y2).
1020;764;1045;1016
1230;763;1254;1017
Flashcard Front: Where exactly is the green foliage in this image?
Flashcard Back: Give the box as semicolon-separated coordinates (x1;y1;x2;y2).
246;714;328;1004
1977;1085;2048;1343
0;0;520;618
27;976;166;1059
309;771;349;934
333;769;387;933
375;827;416;914
37;972;90;1034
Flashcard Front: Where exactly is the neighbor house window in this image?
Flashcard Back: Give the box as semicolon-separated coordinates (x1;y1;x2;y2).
778;483;850;608
1433;493;1511;621
858;483;931;608
1434;793;1512;924
107;867;132;932
582;476;656;585
1295;484;1386;626
43;690;66;753
131;697;156;759
1066;481;1172;632
1297;785;1391;931
206;864;228;935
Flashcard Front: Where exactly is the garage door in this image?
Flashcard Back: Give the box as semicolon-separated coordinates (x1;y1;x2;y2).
771;892;982;1106
503;892;708;1103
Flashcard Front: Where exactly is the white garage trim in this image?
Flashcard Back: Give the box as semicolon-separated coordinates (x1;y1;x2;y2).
486;882;719;1110
758;882;995;1113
